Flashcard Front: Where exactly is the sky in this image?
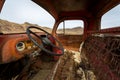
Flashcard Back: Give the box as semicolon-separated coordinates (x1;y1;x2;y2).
0;0;120;29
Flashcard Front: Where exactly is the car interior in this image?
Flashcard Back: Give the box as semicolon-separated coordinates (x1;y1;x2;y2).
0;0;120;80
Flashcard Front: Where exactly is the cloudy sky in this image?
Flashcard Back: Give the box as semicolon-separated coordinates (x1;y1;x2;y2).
0;0;120;29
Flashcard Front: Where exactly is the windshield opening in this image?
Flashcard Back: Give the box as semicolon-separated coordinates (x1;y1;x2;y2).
0;0;54;34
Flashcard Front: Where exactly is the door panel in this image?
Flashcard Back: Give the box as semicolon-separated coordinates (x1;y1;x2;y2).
57;34;83;51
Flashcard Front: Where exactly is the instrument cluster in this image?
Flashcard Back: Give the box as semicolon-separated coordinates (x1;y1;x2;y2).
16;40;37;52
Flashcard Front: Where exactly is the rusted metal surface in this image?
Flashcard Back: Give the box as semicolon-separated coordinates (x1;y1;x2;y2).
57;34;83;51
0;34;28;63
87;26;120;34
0;0;4;12
82;36;120;80
32;0;120;20
0;33;43;64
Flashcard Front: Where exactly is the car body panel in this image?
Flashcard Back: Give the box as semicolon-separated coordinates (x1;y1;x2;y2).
0;33;43;64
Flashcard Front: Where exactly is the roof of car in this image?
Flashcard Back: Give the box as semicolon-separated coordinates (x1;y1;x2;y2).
32;0;120;20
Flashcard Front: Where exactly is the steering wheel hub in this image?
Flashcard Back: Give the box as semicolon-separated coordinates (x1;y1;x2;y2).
26;26;64;56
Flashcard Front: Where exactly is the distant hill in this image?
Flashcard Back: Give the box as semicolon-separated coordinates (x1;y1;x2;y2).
21;22;52;33
0;19;83;34
0;19;25;34
0;19;52;34
57;26;83;35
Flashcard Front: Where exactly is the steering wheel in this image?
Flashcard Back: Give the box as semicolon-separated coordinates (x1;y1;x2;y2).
26;26;64;56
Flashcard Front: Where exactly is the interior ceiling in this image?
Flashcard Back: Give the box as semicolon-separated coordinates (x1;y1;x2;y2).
32;0;120;20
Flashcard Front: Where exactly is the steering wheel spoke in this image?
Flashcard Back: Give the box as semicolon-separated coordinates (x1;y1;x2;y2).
26;26;64;56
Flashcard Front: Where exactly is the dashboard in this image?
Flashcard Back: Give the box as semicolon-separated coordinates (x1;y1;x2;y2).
0;33;42;64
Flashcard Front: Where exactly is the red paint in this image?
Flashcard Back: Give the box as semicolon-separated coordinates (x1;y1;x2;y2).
48;35;62;60
0;33;43;64
0;34;29;64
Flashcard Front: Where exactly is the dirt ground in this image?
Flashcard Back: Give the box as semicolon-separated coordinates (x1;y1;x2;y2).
29;50;96;80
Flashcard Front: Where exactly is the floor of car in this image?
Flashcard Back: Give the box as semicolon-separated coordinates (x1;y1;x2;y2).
31;61;56;80
29;50;96;80
13;51;57;80
52;50;96;80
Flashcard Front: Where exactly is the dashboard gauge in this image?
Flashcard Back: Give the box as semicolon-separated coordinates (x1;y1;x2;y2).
33;45;37;48
16;42;25;51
